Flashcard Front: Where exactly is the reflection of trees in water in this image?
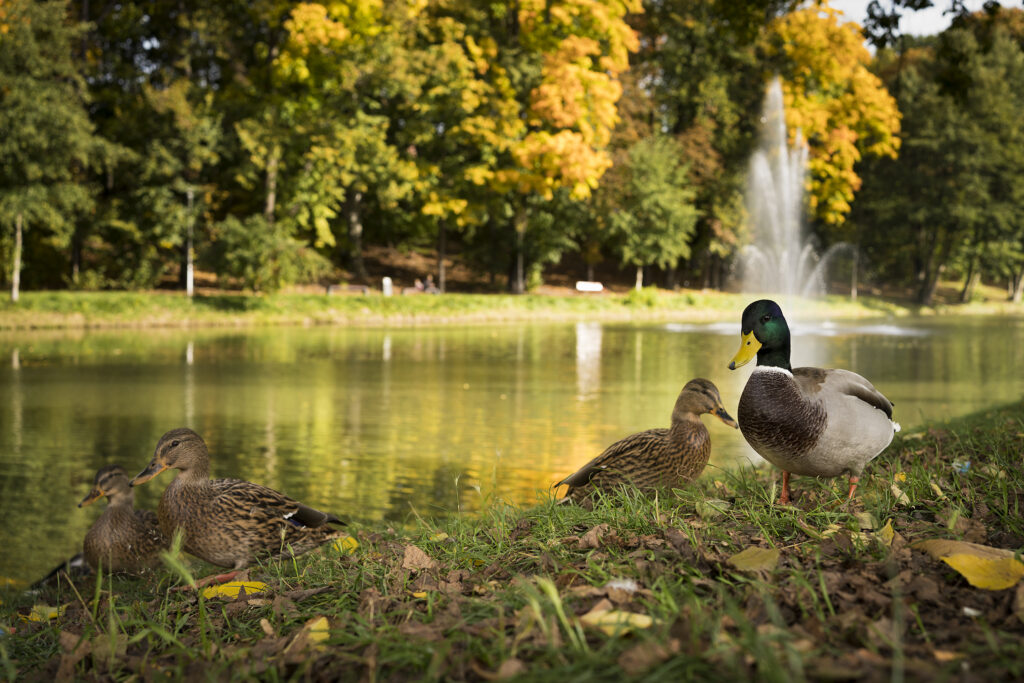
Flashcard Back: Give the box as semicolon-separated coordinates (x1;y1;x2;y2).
3;320;1023;583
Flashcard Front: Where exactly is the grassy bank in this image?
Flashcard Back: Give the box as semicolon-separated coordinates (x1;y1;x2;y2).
4;288;1021;331
2;401;1022;680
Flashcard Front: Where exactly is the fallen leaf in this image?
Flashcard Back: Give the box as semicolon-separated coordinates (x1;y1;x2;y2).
496;658;527;679
201;581;268;600
20;604;66;623
929;481;947;500
1015;584;1024;624
914;539;1024;590
726;546;781;572
933;649;964;662
284;615;331;660
259;618;275;636
618;638;682;675
579;608;654;636
890;483;910;505
411;591;428;599
402;545;438;571
429;532;450;542
577;524;609;550
330;536;359;554
875;519;895;547
696;498;731;520
90;633;128;666
855;511;879;530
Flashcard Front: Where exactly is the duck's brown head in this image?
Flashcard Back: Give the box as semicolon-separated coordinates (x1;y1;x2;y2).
672;378;738;429
79;465;133;507
130;428;209;487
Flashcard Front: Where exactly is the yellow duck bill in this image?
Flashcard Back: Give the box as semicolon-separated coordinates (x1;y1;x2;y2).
729;331;762;370
77;488;104;508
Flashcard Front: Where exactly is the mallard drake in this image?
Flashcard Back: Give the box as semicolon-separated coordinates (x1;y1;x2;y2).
728;299;899;505
557;378;738;503
130;428;346;570
79;465;168;573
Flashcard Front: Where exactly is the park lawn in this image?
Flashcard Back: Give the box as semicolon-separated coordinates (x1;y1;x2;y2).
0;288;971;331
2;400;1023;680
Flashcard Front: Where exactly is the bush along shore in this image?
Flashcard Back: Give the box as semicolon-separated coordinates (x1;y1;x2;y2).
1;401;1023;681
4;288;1023;331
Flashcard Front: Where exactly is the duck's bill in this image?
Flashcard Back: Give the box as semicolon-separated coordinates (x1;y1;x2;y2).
714;407;739;429
728;331;762;370
77;488;104;508
130;461;167;487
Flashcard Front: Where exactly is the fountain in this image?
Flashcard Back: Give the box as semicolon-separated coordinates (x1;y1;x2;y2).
741;78;853;298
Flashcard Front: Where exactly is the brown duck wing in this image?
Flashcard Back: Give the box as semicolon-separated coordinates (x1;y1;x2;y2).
209;479;343;529
558;430;664;488
794;367;894;418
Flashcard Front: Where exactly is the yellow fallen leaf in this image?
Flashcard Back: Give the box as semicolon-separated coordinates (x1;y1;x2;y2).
875;519;895;547
726;546;781;572
411;591;428;599
933;649;964;662
855;511;879;530
695;498;731;520
929;481;947;501
331;536;359;554
894;472;907;483
914;539;1024;590
201;581;268;600
306;616;330;644
429;532;450;542
890;483;910;505
579;609;654;636
20;604;66;623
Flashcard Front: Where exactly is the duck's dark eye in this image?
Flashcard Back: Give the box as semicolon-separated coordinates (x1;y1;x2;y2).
760;314;771;323
170;440;180;448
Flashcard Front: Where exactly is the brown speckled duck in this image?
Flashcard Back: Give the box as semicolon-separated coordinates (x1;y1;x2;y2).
79;465;168;573
557;378;737;503
728;299;900;505
130;428;346;570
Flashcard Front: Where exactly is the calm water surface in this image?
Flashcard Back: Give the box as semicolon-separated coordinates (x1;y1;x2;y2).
1;316;1022;583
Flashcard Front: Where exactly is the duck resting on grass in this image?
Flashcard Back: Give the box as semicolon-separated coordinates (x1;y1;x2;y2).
130;428;346;582
728;299;900;506
557;378;738;504
79;464;168;573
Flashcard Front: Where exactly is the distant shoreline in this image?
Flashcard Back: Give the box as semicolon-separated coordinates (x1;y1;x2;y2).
0;289;1020;331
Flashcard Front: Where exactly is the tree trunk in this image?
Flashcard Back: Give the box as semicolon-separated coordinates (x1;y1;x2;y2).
585;262;594;282
264;147;279;226
917;231;955;306
511;208;526;294
959;261;980;304
184;186;195;297
346;192;369;283
71;227;82;285
437;220;447;294
665;265;677;291
11;213;22;303
635;265;643;291
850;249;858;301
1011;268;1024;304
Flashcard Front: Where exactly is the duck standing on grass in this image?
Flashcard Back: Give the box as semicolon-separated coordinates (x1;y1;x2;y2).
557;378;738;504
79;464;168;573
130;428;346;578
728;299;899;505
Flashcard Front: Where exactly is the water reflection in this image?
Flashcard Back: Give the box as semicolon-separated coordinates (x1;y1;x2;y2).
0;317;1021;583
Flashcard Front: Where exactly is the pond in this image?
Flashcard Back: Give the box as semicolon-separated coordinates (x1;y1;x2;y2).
1;315;1022;584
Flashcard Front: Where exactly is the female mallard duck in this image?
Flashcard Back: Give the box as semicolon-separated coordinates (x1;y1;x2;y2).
557;378;737;503
79;465;168;573
728;299;899;505
130;428;346;570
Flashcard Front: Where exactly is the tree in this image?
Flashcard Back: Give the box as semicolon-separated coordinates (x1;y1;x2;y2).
0;0;102;301
765;5;901;228
609;136;698;290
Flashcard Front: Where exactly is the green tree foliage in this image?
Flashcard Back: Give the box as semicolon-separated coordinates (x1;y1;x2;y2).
853;8;1024;304
0;0;104;300
608;136;698;290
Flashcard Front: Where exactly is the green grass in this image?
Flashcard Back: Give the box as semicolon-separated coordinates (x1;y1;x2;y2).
2;401;1023;680
0;288;963;331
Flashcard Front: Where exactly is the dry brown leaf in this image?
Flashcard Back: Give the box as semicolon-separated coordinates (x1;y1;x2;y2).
914;539;1024;590
618;638;681;676
577;524;609;549
933;649;964;662
496;658;527;679
726;546;781;572
402;545;438;571
273;595;299;620
259;618;275;636
283;615;331;661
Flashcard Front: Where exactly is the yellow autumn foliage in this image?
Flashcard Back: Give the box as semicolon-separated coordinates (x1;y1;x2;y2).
766;4;901;226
